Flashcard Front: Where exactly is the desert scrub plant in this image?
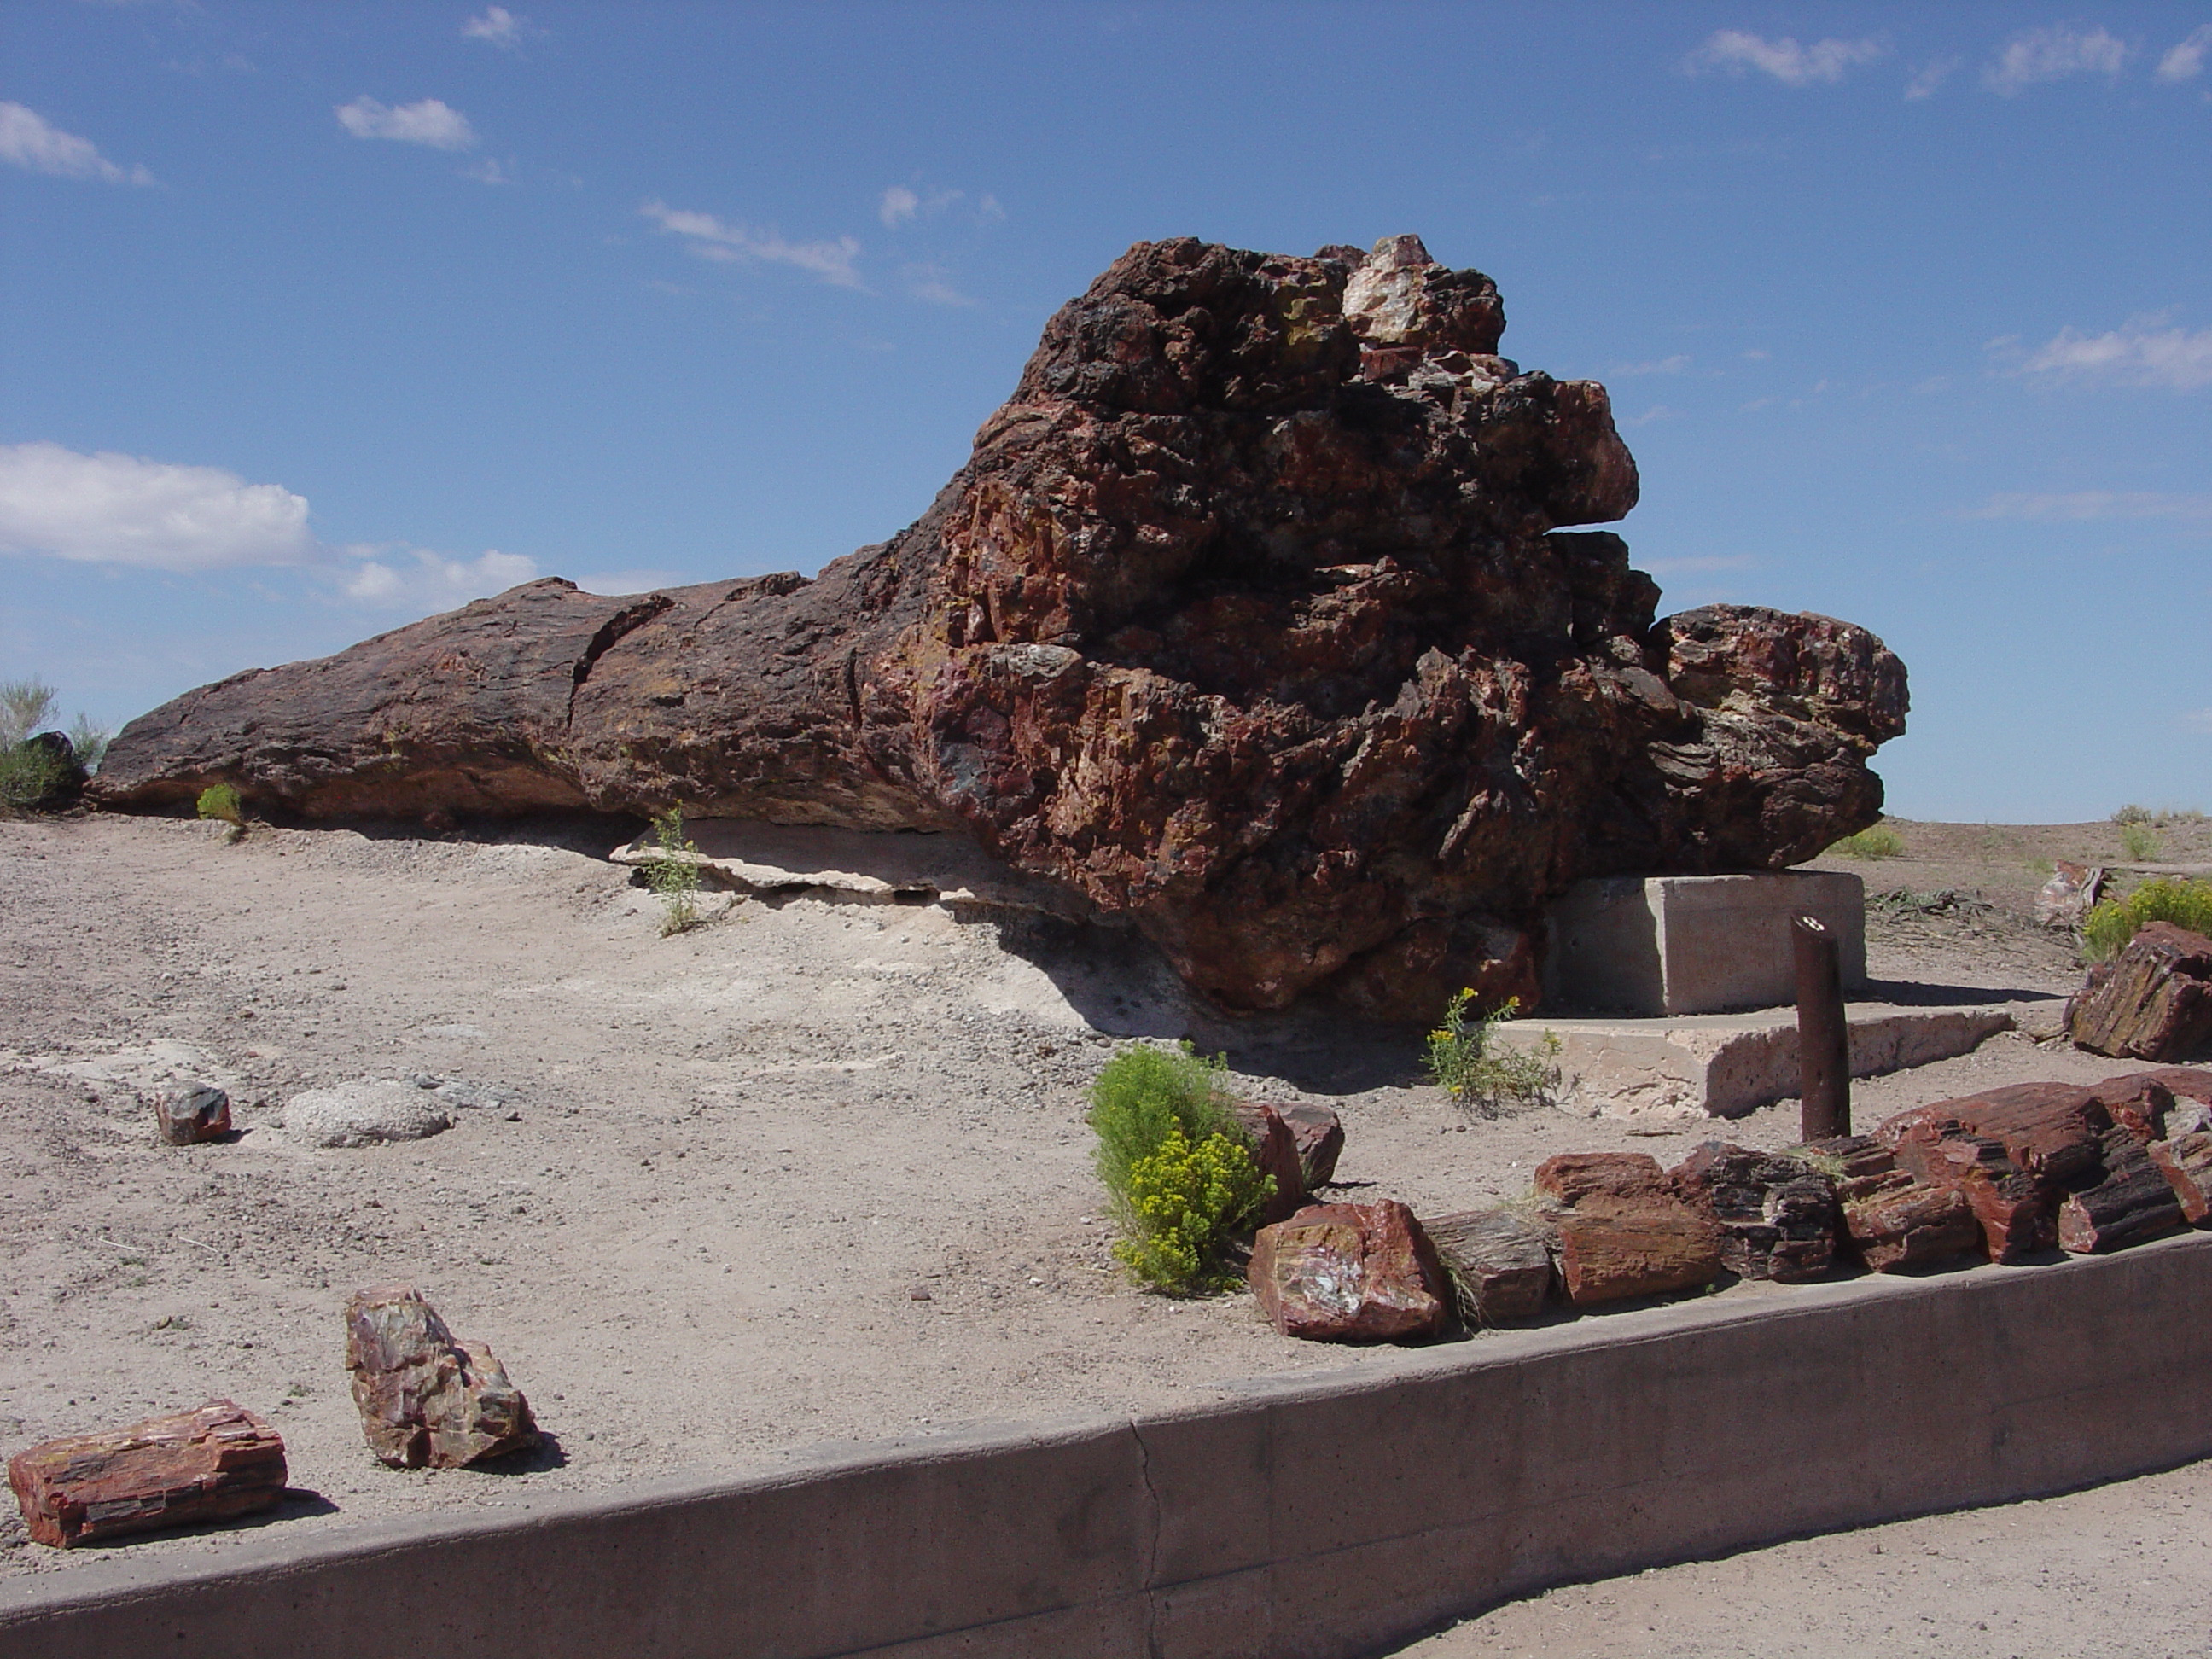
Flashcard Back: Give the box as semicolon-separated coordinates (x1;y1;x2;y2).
646;806;703;935
1424;991;1562;1112
1826;824;1904;859
2119;821;2163;862
2081;876;2212;960
1088;1042;1270;1293
2112;804;2153;825
0;677;99;812
195;783;247;842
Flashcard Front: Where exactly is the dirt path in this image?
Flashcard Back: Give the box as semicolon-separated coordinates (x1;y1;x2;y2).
1;812;2203;1604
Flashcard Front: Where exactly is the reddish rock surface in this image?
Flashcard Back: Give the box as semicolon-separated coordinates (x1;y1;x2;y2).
1423;1208;1553;1325
2069;923;2212;1062
1836;1173;1981;1272
89;235;1907;1021
1535;1152;1722;1304
344;1285;538;1469
1225;1101;1307;1225
2149;1130;2212;1224
1877;1084;2111;1188
1889;1129;2054;1264
1247;1199;1450;1342
1534;1150;1674;1206
7;1400;285;1547
1268;1100;1347;1189
154;1085;231;1145
1668;1142;1837;1283
2057;1128;2186;1254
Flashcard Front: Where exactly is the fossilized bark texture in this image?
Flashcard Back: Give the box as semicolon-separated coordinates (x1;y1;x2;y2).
93;234;1907;1019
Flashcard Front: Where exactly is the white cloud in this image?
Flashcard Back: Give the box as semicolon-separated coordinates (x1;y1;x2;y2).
342;547;538;607
1610;354;1691;376
2157;24;2212;82
639;201;863;288
902;263;973;306
1688;30;1887;85
1984;26;2129;95
1905;57;1961;99
1625;405;1683;427
1972;491;2212;523
335;96;478;151
461;156;514;185
0;102;153;184
2003;318;2212;391
0;442;313;571
462;6;528;49
879;185;918;227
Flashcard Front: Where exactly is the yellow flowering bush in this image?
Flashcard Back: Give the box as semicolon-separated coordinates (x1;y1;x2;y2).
1111;1125;1273;1294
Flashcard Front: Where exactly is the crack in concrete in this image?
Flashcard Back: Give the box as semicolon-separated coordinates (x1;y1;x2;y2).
1131;1418;1165;1659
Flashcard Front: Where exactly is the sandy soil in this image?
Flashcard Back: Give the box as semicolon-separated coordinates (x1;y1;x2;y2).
2;811;2205;1614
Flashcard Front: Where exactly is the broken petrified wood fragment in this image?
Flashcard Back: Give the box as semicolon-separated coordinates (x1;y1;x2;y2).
2068;923;2212;1062
1225;1101;1308;1225
1423;1209;1552;1325
1668;1143;1837;1283
1266;1101;1347;1189
1878;1085;2112;1189
343;1286;538;1468
154;1085;231;1145
2149;1131;2212;1224
1792;1134;1897;1180
1534;1151;1675;1206
1534;1154;1722;1305
1836;1172;1982;1272
2057;1127;2186;1254
2087;1074;2174;1144
1247;1201;1450;1342
7;1400;285;1547
1889;1130;2055;1264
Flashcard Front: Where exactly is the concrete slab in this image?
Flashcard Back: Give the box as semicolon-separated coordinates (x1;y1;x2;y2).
9;1233;2212;1659
1543;870;1866;1016
1490;1000;2020;1118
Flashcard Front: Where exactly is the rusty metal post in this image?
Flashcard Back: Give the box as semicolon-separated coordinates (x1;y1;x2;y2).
1793;913;1850;1140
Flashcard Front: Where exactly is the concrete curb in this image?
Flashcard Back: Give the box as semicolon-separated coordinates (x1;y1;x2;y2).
9;1233;2212;1658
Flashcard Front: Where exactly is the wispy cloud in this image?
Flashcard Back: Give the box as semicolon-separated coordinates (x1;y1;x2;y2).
879;185;919;228
462;6;530;49
461;156;514;186
1610;354;1691;376
1905;56;1961;99
1972;491;2212;523
1997;317;2212;391
2157;24;2212;82
1625;405;1683;427
878;183;1004;229
342;547;537;607
902;264;973;306
1984;26;2128;95
1687;30;1887;85
0;102;154;184
336;97;477;150
639;201;863;288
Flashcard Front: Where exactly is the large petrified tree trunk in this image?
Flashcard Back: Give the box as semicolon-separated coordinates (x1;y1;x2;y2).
90;235;1908;1021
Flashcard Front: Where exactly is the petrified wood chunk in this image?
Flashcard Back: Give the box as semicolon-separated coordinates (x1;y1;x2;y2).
1878;1085;2111;1188
344;1286;538;1468
1534;1151;1674;1207
154;1085;231;1145
2149;1130;2212;1224
1247;1201;1449;1342
7;1400;285;1547
1668;1142;1837;1283
1267;1100;1347;1189
2069;923;2212;1062
2129;1067;2212;1110
1793;1134;1898;1180
1836;1173;1981;1272
2057;1128;2186;1254
90;235;1908;1023
1545;1199;1723;1306
1423;1209;1552;1325
1225;1101;1307;1225
1889;1130;2054;1264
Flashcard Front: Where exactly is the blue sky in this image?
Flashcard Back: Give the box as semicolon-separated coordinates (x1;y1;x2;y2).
3;2;2207;823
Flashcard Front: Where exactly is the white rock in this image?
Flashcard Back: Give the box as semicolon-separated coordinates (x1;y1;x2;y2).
282;1081;451;1148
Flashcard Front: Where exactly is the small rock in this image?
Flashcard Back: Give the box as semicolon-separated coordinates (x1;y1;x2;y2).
154;1086;231;1145
2057;1127;2186;1254
343;1286;538;1469
2149;1130;2212;1224
1247;1201;1449;1342
1226;1101;1307;1224
1423;1209;1551;1325
1266;1100;1346;1188
2034;859;2105;928
6;1400;286;1547
282;1081;451;1148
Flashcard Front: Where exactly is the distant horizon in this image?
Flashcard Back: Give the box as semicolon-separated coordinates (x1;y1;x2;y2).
5;3;2207;822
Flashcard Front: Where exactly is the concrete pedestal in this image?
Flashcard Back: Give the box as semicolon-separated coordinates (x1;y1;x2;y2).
1542;870;1866;1016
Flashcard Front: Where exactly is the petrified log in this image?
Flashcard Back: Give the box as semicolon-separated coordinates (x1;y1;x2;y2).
1877;1085;2110;1188
154;1085;231;1145
1890;1130;2054;1264
1534;1150;1674;1207
2088;1074;2174;1144
1247;1200;1449;1342
1423;1208;1552;1325
1668;1142;1837;1282
1225;1101;1307;1225
2069;923;2212;1062
1836;1173;1981;1272
90;235;1908;1022
7;1400;285;1547
344;1286;538;1468
2149;1130;2212;1224
1267;1100;1347;1189
2057;1127;2186;1254
1545;1198;1723;1306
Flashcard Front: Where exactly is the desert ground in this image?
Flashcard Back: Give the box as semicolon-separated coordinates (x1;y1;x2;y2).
3;806;2209;1653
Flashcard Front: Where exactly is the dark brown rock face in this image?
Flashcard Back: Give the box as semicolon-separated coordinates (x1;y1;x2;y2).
1668;1142;1837;1283
2069;924;2212;1062
90;235;1906;1019
7;1400;285;1547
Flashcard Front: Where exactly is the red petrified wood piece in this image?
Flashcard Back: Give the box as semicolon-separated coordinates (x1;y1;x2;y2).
2149;1132;2212;1224
1247;1201;1450;1342
1534;1152;1723;1305
1835;1172;1981;1272
1668;1142;1837;1283
2068;923;2212;1062
7;1400;286;1547
1423;1209;1552;1325
344;1286;538;1469
1225;1101;1308;1225
1262;1101;1347;1189
2057;1127;2186;1254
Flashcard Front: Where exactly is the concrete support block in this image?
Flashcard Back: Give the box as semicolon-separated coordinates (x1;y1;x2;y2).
1544;871;1867;1016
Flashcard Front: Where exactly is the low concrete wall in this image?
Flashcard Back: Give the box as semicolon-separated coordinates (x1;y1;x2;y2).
9;1234;2212;1659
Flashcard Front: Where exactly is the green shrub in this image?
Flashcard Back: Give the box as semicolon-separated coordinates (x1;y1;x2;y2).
2081;877;2212;960
195;783;244;825
1110;1125;1274;1292
0;741;66;812
2112;804;2152;825
1425;991;1561;1111
0;679;57;748
2119;822;2163;862
1089;1042;1268;1293
646;806;702;935
1826;824;1904;859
